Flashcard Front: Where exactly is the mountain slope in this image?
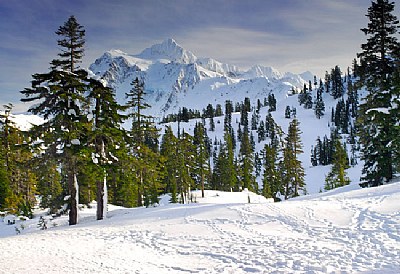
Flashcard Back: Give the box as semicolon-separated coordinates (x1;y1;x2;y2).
89;38;309;117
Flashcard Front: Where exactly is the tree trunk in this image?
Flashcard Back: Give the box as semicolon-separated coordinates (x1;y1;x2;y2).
201;172;205;198
96;178;104;220
69;171;78;225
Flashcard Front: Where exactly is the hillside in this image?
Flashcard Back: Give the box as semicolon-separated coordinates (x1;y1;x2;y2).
1;183;399;273
87;38;363;195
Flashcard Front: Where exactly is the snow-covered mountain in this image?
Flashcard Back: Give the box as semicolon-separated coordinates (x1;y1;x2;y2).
89;38;310;117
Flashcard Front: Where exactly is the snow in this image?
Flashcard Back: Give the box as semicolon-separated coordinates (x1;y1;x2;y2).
88;38;309;117
1;113;45;131
70;139;80;145
1;184;399;273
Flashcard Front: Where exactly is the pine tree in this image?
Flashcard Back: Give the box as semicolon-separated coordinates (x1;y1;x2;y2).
325;139;351;190
331;65;345;99
239;129;256;192
282;119;305;199
176;131;195;203
357;0;400;186
87;80;126;219
314;85;325;119
125;77;162;206
0;104;37;214
193;122;210;197
262;143;282;200
268;94;277;112
20;16;89;225
0;105;14;210
285;106;291;119
160;126;179;202
257;121;266;142
126;77;154;145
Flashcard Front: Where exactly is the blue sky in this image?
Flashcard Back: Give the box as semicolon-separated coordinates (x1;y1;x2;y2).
1;0;396;113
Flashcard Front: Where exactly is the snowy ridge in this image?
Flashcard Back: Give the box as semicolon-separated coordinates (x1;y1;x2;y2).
1;183;400;273
136;38;198;64
0;112;45;131
89;38;310;116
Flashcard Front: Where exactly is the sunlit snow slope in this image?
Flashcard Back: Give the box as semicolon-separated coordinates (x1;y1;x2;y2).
89;38;310;117
1;184;399;273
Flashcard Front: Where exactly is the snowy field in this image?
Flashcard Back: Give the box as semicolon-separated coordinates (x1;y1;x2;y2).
1;183;400;273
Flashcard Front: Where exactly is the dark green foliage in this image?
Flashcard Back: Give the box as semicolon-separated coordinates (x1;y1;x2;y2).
251;110;260;130
160;126;178;202
193;122;210;197
282;119;305;199
20;16;91;225
285;106;291;119
268;94;276;112
262;143;282;201
333;98;350;133
325;139;351;190
357;0;400;186
314;84;325;119
298;84;312;109
88;79;126;219
212;131;238;191
330;66;345;99
257;121;266;142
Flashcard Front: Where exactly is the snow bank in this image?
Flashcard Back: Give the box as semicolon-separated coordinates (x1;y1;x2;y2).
1;184;399;273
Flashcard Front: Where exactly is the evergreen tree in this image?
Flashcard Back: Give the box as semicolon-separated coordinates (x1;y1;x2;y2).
282;119;305;199
193;122;210;198
160;126;179;203
125;77;163;206
268;94;277;112
257;120;266;142
87;80;126;219
209;117;215;131
325;139;351;190
331;65;345;99
0;104;37;215
176;131;195;203
304;90;313;109
125;77;155;145
314;85;325;119
20;16;89;225
357;0;400;186
262;143;282;200
285;106;291;119
239;129;256;192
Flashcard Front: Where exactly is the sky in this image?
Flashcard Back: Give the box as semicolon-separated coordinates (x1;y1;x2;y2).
1;0;398;113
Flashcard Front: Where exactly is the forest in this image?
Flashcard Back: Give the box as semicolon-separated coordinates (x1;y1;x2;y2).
0;0;399;227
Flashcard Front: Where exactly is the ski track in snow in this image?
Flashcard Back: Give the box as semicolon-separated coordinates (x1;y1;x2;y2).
1;185;400;273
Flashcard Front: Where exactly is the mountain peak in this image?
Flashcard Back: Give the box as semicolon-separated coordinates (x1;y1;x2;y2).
136;38;197;64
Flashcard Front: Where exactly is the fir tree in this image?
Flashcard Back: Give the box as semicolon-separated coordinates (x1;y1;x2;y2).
239;129;256;192
20;16;89;225
282;119;305;199
193;122;210;198
357;0;400;186
160;126;179;203
331;65;344;99
87;80;126;220
262;143;282;200
268;94;277;112
314;85;325;119
325;139;351;190
285;106;291;119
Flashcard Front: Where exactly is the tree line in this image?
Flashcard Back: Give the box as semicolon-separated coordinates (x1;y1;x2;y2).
1;0;399;225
